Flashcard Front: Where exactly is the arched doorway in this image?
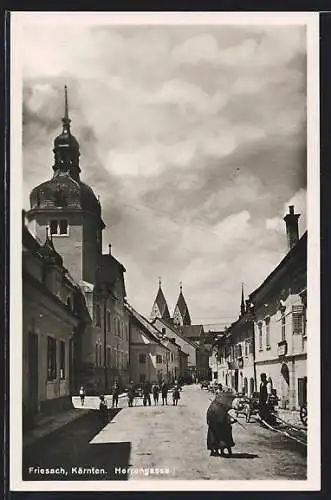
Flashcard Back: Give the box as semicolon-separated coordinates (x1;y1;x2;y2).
243;377;248;395
280;363;290;409
249;377;255;396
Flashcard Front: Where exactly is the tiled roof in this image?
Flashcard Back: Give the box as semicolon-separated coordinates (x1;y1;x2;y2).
178;325;204;339
154;286;171;319
126;304;169;348
174;291;191;325
154;317;200;349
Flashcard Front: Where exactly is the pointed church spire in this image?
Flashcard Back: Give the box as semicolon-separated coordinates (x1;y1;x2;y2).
241;282;245;316
173;283;191;326
151;277;170;321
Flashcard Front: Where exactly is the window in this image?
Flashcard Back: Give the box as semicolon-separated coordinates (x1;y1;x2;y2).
59;340;65;379
47;336;57;380
107;347;111;367
258;323;263;350
139;353;146;364
162;328;166;335
281;310;286;341
139;373;146;383
213;371;218;379
292;305;304;335
106;311;111;331
95;304;101;327
49;219;69;236
244;342;248;357
156;354;163;364
265;317;270;347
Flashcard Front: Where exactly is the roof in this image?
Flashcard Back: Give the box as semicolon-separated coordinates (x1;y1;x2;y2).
98;253;127;297
249;231;307;303
153;317;201;349
178;325;204;339
153;286;171;319
126;304;169;349
174;291;191;325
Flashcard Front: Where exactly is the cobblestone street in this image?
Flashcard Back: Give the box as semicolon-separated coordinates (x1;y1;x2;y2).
23;384;306;481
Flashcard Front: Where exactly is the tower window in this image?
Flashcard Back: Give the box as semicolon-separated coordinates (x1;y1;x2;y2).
49;219;69;236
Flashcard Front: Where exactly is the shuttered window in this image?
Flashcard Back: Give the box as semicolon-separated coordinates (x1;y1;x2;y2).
292;305;304;335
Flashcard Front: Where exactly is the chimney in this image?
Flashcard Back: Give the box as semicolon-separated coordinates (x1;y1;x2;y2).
108;244;112;255
283;205;300;251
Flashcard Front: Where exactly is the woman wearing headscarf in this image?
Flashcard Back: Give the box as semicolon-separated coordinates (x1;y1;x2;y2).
206;391;237;457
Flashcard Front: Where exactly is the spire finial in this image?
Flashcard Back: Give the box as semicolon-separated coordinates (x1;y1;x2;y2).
241;282;245;315
179;281;183;293
62;85;71;131
158;276;162;289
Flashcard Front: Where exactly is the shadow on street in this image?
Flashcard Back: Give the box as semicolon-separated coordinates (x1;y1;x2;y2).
23;408;131;480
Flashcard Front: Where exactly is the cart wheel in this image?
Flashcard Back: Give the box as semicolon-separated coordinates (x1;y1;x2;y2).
300;405;307;426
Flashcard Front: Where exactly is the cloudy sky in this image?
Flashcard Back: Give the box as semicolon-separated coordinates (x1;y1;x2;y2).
21;19;307;328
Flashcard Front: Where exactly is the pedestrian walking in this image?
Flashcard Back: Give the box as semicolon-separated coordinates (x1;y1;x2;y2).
172;384;180;406
99;395;108;425
79;385;86;406
152;383;160;405
112;381;120;408
206;392;237;457
259;373;269;423
142;381;152;406
161;381;168;406
127;380;135;408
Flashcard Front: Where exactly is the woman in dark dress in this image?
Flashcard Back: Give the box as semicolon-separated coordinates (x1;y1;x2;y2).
207;392;237;457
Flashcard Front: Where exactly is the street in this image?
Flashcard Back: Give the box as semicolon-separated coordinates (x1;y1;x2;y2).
23;384;306;481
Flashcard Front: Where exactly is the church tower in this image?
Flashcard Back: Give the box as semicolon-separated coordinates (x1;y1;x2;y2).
25;86;105;285
150;278;171;321
173;282;191;326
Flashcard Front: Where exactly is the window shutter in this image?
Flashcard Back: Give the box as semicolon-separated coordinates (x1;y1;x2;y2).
292;305;304;335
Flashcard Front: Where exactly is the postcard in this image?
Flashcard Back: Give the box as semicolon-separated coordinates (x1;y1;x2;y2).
9;11;320;491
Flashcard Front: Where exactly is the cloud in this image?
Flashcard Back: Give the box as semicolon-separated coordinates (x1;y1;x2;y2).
21;22;307;323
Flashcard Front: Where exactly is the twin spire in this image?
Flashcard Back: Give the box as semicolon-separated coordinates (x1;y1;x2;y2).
151;279;191;326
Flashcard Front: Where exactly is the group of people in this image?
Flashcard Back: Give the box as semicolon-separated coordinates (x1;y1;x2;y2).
258;373;276;424
128;380;181;407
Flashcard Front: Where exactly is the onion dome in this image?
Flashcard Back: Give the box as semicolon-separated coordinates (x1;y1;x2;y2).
29;85;102;219
52;85;81;180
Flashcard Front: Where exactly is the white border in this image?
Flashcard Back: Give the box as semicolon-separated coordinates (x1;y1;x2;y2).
10;11;320;492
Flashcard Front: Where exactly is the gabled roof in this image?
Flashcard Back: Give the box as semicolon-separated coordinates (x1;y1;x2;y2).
98;253;127;297
178;325;204;339
126;304;169;349
154;285;171;319
153;317;200;349
174;290;191;325
249;231;307;304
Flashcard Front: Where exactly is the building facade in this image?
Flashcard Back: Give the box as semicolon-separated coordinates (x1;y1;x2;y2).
24;88;131;395
250;207;307;410
22;223;90;424
128;306;170;384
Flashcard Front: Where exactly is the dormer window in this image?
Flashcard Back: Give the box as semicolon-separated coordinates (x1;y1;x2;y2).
50;219;69;236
